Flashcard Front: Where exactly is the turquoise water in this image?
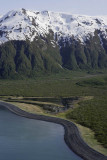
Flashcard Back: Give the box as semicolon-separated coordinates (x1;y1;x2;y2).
0;108;82;160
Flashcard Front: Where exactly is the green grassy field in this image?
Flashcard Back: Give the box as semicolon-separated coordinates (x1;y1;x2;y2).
0;71;107;97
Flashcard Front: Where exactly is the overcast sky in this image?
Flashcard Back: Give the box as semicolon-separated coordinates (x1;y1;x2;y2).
0;0;107;16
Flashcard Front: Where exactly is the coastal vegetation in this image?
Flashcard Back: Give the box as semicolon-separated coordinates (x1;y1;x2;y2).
66;96;107;148
0;71;107;155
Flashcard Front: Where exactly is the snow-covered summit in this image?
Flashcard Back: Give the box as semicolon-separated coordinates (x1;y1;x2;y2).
0;8;107;45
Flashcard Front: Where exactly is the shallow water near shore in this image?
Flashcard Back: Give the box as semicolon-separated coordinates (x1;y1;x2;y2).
0;108;82;160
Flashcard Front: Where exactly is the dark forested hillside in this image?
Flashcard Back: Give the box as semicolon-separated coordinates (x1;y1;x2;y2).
0;37;62;78
60;31;107;70
0;31;107;79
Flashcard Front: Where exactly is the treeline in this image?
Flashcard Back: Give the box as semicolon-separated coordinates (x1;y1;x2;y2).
60;31;107;70
0;30;107;79
0;36;62;79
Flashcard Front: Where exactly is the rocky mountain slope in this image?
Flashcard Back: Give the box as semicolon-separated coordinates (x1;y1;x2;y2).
0;8;107;78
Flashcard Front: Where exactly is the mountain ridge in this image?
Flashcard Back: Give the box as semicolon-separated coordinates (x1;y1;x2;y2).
0;9;107;78
0;8;107;45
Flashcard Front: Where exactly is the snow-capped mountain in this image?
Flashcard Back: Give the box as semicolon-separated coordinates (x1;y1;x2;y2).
0;9;107;78
0;8;107;45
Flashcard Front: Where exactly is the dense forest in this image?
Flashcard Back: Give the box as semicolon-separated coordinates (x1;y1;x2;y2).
67;96;107;148
0;30;107;79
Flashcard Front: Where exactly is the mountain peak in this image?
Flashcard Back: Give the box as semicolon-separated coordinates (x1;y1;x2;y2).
0;9;107;45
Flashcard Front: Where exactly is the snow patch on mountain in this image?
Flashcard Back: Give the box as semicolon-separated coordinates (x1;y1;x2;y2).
0;8;107;45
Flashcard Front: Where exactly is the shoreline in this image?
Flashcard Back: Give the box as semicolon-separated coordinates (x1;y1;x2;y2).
0;101;107;160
